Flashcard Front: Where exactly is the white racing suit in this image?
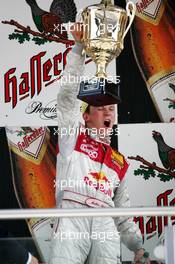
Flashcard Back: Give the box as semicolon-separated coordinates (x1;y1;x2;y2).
49;44;143;264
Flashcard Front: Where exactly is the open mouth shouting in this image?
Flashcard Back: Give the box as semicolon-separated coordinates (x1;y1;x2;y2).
104;119;111;128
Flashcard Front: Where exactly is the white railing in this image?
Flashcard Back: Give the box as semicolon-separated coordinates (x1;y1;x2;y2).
0;206;174;219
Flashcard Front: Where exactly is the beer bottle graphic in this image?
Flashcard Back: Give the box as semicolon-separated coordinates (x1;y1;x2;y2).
129;0;175;122
6;126;57;262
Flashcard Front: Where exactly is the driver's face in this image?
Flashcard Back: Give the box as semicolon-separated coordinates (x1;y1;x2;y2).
83;105;116;132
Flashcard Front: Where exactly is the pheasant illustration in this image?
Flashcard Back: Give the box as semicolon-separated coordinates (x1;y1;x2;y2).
152;131;175;171
25;0;77;39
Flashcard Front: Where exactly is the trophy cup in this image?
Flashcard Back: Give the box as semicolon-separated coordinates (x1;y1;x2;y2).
77;0;136;106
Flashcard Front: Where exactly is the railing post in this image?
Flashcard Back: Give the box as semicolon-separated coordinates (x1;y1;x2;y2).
165;225;175;264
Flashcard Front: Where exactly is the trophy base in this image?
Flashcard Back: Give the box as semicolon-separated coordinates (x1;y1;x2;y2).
77;78;121;106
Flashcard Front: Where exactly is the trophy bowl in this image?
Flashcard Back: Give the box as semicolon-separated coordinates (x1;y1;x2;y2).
77;0;136;106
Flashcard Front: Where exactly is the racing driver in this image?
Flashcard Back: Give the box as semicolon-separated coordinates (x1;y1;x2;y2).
49;24;149;264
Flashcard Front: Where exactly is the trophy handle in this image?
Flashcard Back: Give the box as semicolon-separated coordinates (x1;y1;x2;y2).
122;1;136;40
76;8;83;22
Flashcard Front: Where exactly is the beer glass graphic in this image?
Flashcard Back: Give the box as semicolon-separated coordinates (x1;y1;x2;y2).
6;126;57;262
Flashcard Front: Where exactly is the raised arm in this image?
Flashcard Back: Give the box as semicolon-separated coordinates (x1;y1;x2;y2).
57;24;85;156
57;43;85;130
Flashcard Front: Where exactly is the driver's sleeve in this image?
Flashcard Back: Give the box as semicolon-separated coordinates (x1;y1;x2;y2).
57;43;85;157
